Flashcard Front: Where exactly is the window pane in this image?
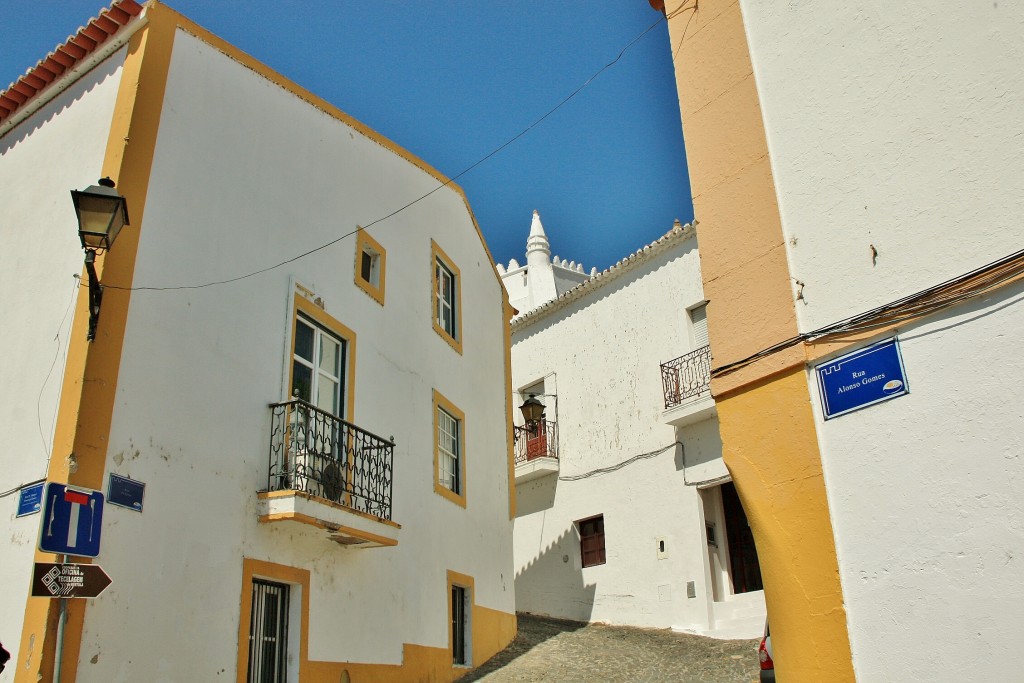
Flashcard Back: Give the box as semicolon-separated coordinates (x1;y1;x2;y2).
292;362;312;402
317;375;339;414
319;336;341;377
361;250;373;282
294;319;314;361
438;408;460;493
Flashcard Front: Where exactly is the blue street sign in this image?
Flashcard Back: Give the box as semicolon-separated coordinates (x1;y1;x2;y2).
17;482;45;517
38;483;104;558
816;337;909;420
108;473;145;512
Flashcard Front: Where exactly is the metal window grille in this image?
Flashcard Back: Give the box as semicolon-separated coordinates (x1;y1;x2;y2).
248;579;290;683
438;407;460;493
451;585;468;665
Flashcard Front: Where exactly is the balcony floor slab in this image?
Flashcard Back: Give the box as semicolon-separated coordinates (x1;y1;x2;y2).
661;393;716;427
514;457;559;483
257;490;400;548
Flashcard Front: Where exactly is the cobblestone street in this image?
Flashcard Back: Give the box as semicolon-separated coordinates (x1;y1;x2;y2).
461;614;760;683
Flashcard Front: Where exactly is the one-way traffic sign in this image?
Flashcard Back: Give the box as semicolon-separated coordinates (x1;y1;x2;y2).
31;563;112;598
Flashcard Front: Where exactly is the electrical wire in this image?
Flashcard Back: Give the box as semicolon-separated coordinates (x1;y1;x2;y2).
712;245;1024;377
0;478;45;499
37;276;79;464
100;13;672;294
559;442;680;481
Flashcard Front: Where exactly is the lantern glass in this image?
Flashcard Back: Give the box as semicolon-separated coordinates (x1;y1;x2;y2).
72;183;129;251
519;394;545;423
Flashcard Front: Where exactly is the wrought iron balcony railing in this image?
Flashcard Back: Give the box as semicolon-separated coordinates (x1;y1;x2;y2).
513;419;558;466
267;399;394;520
660;344;712;409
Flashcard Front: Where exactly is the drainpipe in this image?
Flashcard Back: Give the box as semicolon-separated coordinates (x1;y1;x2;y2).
54;555;68;683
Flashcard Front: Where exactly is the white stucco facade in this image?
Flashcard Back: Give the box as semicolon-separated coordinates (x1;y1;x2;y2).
506;222;765;638
0;45;128;670
0;6;515;681
739;2;1024;679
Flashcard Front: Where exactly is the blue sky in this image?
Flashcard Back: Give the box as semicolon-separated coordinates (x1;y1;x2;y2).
1;1;692;272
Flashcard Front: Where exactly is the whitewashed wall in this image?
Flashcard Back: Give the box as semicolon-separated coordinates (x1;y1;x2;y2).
511;233;734;631
739;2;1024;678
809;283;1024;681
740;2;1024;332
0;48;126;670
73;29;512;680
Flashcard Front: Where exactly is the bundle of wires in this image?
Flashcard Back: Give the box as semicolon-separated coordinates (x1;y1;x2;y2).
713;245;1024;377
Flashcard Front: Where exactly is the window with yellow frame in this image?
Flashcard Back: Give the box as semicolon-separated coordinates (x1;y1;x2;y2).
431;239;462;354
433;389;466;507
354;228;386;305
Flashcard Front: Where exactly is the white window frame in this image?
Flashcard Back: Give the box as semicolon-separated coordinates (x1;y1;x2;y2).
292;314;345;418
437;406;460;494
436;258;457;338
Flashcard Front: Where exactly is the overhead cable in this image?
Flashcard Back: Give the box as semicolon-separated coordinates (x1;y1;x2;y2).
101;12;677;293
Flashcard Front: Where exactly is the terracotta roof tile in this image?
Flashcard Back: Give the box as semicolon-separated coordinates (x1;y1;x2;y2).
0;0;144;128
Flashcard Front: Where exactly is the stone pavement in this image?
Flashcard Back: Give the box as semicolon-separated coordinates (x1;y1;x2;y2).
460;614;760;683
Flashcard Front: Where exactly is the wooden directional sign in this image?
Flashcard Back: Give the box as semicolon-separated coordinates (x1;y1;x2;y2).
31;562;112;599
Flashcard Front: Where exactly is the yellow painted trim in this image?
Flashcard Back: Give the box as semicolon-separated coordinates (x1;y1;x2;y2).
15;7;177;682
257;490;401;528
354;226;387;306
432;389;467;508
156;3;508;298
236;564;515;683
446;570;475;667
430;239;464;355
666;2;855;680
257;512;399;547
332;525;399;547
236;558;311;683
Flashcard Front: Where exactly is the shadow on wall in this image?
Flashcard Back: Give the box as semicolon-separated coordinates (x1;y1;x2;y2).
514;491;597;624
515;475;557;517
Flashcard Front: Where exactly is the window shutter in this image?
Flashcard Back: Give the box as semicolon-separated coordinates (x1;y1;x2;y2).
691;304;709;347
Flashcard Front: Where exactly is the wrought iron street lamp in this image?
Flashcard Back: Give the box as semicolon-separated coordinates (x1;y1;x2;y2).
70;177;129;341
519;394;545;425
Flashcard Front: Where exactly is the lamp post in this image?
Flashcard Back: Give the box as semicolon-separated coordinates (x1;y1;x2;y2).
519;394;545;426
70;178;129;341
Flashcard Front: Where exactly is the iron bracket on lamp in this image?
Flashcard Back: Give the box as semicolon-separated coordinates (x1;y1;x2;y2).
70;177;129;341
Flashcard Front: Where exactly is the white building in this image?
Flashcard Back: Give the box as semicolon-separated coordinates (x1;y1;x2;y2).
501;214;766;637
0;2;516;681
662;1;1024;679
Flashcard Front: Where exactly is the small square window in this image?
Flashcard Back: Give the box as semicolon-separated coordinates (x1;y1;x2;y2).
354;228;386;305
578;515;606;567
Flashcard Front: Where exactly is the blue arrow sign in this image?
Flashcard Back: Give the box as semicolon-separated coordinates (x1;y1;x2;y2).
38;483;104;558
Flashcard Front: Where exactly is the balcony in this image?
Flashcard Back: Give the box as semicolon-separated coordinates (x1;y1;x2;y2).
660;345;716;427
513;419;559;483
257;399;400;548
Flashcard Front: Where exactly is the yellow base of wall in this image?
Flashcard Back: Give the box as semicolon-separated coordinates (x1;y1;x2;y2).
717;368;854;682
307;607;516;683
